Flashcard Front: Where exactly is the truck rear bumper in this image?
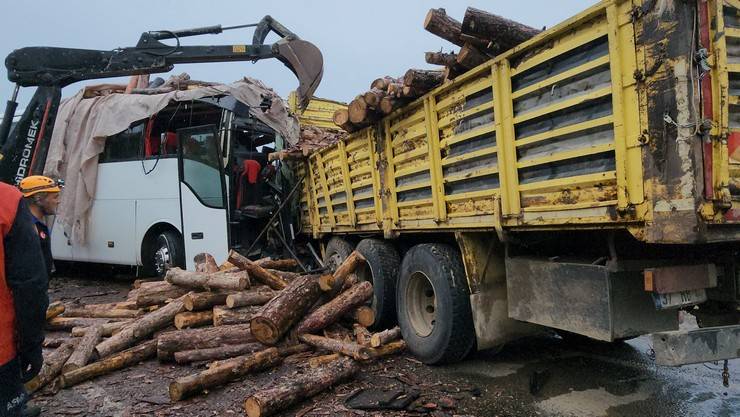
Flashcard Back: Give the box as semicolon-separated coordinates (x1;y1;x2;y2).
652;324;740;366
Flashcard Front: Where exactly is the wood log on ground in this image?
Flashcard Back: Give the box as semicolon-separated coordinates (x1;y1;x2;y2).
47;317;119;331
345;306;375;328
62;307;142;319
370;326;402;347
174;310;213;329
319;250;366;292
82;300;138;310
226;288;276;308
461;7;540;54
424;8;489;50
266;269;300;282
133;278;161;289
228;250;288;290
63;325;104;373
156;324;254;362
250;274;322;345
95;295;186;358
323;323;353;342
255;259;298;271
43;337;70;348
370;76;397;91
136;280;170;290
135;283;189;308
194;252;219;273
213;305;259;326
71;321;129;337
58;340;157;388
368;339;406;359
295;281;374;335
46;301;65;320
173;342;264;364
169;344;309;402
457;42;490;68
298;334;372;361
308;353;340;368
24;339;78;393
425;51;459;66
184;291;230;311
219;260;236;271
353;324;372;346
403;69;445;96
244;355;360;417
166;267;250;291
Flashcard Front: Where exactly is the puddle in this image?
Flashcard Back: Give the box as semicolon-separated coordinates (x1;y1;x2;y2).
536;384;652;417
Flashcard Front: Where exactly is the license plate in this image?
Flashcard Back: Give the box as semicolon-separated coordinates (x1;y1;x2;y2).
652;288;707;310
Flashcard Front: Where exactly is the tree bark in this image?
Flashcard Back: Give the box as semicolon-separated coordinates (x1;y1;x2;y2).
461;7;540;54
58;340;157;388
169;345;309;402
166;267;250;291
370;326;402;347
266;269;300;282
250;274;322;345
308;353;340;368
353;324;372;346
63;325;104;373
62;307;142;319
82;300;138;310
135;283;189;308
184;291;230;311
243;356;360;417
425;51;458;66
71;321;129;337
319;250;366;292
24;339;78;394
47;317;121;331
424;8;489;50
298;334;372;361
228;250;288;290
255;259;298;271
46;301;65;320
173;342;264;364
295;281;374;335
174;310;213;329
322;323;353;342
43;337;70;348
368;339;406;359
403;69;445;95
156;324;254;362
457;42;489;68
95;295;186;358
345;306;375;328
213;305;259;326
225;288;276;308
194;252;219;273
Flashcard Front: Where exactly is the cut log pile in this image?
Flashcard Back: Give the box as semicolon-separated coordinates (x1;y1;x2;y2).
39;250;406;416
333;6;540;133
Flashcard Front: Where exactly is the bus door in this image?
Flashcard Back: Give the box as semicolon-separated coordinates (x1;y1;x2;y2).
177;125;229;269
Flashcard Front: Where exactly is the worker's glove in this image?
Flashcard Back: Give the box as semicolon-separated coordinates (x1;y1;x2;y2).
19;345;43;383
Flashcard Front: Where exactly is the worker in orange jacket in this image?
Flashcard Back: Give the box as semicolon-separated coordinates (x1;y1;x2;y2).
0;182;49;417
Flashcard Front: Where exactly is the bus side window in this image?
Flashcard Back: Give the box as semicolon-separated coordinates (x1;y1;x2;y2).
100;121;145;163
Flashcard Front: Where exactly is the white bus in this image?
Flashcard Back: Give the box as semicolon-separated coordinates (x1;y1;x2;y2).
51;96;296;276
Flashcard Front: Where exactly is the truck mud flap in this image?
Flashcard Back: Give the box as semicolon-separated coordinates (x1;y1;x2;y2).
652;324;740;366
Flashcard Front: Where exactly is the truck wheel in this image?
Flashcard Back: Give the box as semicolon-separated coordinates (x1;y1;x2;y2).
152;230;184;277
397;244;475;364
355;239;400;329
323;237;354;271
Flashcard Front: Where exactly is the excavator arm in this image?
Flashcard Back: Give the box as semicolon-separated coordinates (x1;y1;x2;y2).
0;16;323;184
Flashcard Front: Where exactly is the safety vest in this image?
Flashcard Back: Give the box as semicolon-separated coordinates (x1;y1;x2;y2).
0;182;21;365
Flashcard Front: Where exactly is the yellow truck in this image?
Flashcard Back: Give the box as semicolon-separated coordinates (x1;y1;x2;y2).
293;0;740;365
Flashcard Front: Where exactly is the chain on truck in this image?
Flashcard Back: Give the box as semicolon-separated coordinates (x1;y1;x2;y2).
1;0;739;373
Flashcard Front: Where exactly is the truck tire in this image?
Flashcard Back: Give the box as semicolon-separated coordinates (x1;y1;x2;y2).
397;243;475;364
323;237;354;271
151;230;184;278
355;239;400;329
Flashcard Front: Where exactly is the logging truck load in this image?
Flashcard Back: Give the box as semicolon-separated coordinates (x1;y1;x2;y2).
294;0;740;365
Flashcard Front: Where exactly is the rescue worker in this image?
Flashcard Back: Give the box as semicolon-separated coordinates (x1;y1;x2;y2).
18;176;62;277
0;182;49;417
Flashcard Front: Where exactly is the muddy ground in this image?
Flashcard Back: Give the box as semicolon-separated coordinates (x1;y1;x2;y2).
33;272;739;417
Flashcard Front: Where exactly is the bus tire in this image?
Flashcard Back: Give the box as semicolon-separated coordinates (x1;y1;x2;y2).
397;243;475;365
151;229;184;277
323;237;354;271
355;239;400;329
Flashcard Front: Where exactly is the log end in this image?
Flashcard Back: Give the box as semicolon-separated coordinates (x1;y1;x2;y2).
318;274;335;292
183;297;195;312
225;295;237;309
238;276;250;290
169;381;186;402
250;317;279;345
370;334;382;348
244;397;262;417
355;306;376;328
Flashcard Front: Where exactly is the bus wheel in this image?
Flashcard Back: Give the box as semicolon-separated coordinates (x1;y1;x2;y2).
152;230;184;277
323;237;354;272
397;243;475;364
355;239;400;329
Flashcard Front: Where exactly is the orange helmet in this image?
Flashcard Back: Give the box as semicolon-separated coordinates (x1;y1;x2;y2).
18;175;62;197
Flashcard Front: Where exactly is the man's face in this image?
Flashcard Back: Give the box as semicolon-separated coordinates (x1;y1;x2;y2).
38;192;60;216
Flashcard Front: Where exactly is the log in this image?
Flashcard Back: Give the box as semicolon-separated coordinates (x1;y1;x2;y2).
295;281;374;335
461;7;540;54
43;337;70;348
368;339;406;359
219;260;236;271
174;310;213;329
319;250;366;292
169;344;309;402
424;8;489;50
47;317;119;331
353;324;372;346
165;267;250;291
194;252;219;273
323;323;353;342
95;295;186;358
71;321;129;337
24;338;78;393
157;324;254;362
135;283;189;307
333;109;355;131
58;340;157;388
345;306;375;328
268;150;306;162
370;326;402;347
63;325;104;373
266;269;300;282
348;96;369;124
228;250;288;290
83;300;138;310
425;51;458;67
173;342;264;364
244;356;360;417
213;305;259;326
456;42;489;68
363;89;386;109
132;278;161;289
255;259;298;271
184;291;230;311
250;274;323;345
387;82;405;98
370;76;396;91
298;334;372;361
308;353;340;368
62;307;141;319
403;69;445;95
379;96;408;115
225;288;277;308
46;301;65;320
